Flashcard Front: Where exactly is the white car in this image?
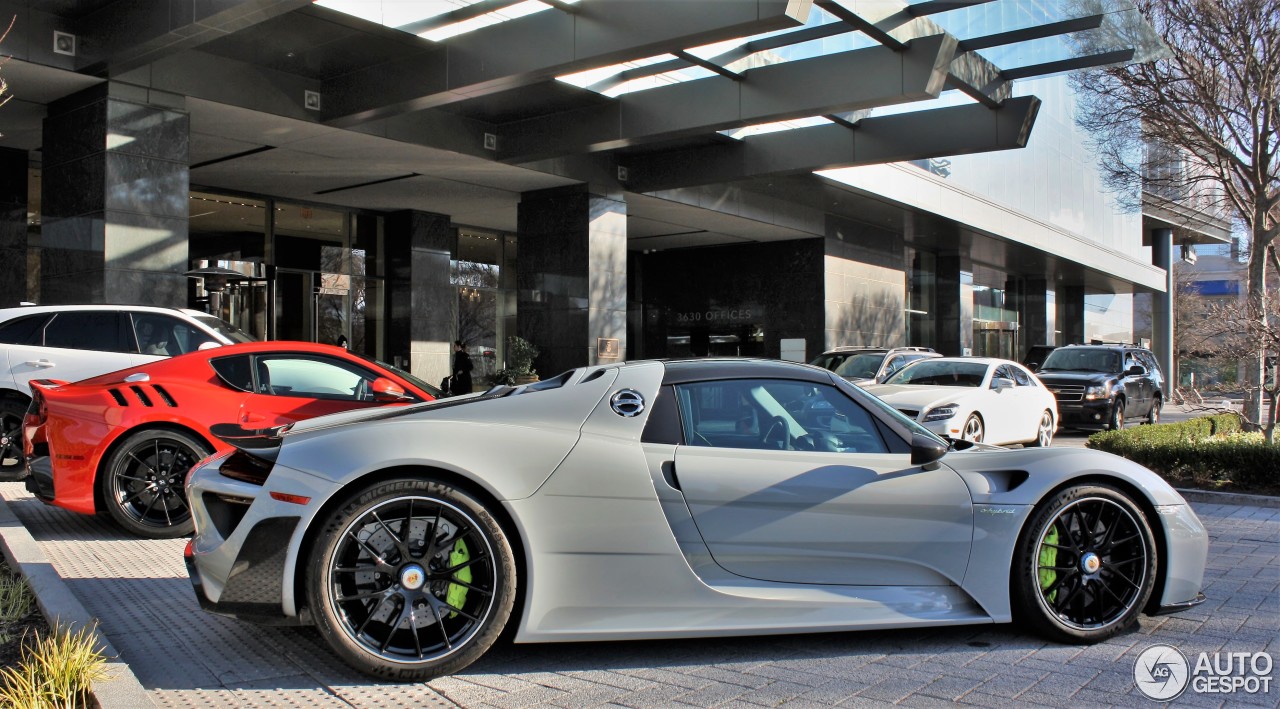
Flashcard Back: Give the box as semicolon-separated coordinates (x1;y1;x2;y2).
0;305;253;477
864;357;1058;447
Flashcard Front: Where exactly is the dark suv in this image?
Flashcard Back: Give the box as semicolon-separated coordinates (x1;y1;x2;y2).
1033;344;1164;430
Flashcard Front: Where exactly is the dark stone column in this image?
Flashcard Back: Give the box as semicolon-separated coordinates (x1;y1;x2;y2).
935;251;970;357
40;85;189;305
1151;228;1174;395
385;210;455;384
1021;277;1051;357
1058;284;1086;346
0;148;27;308
517;185;626;376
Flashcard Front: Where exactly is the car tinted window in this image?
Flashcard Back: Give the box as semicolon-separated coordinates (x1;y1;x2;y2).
1039;348;1121;373
1010;366;1034;387
191;315;255;344
833;353;886;379
1136;351;1160;374
256;355;378;401
885;360;987;387
0;314;50;345
674;378;887;454
131;313;219;356
210;355;254;392
42;311;126;352
992;365;1015;384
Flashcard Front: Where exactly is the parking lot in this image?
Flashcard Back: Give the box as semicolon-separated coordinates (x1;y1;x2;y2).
0;474;1275;709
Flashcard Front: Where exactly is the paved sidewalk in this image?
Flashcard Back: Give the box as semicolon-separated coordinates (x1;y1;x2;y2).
0;482;1275;708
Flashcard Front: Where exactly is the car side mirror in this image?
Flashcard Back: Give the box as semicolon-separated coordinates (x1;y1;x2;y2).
371;377;411;402
197;341;222;351
991;377;1014;391
1027;362;1040;372
1125;365;1146;377
910;432;948;470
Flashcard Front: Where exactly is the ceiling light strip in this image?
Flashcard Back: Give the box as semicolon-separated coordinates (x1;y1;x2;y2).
190;145;276;170
313;172;420;196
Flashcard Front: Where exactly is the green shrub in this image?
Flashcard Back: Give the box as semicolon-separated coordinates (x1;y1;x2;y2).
0;623;108;709
1086;414;1277;488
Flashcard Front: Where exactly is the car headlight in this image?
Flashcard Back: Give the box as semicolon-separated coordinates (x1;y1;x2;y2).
1084;385;1108;400
923;404;958;422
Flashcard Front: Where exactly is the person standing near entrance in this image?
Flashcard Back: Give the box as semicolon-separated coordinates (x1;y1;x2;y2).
453;341;474;395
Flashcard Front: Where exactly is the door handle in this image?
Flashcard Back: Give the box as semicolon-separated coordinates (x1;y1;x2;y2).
241;412;268;424
661;461;681;491
25;360;55;368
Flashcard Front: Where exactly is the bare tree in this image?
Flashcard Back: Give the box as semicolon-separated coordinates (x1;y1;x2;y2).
1071;0;1279;423
0;17;13;114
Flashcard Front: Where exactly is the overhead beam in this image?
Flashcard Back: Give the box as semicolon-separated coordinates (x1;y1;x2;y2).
74;0;314;76
957;14;1104;51
621;96;1041;192
1001;49;1135;80
589;23;851;94
907;0;997;16
395;0;529;36
499;33;956;162
673;51;743;80
322;0;812;126
947;50;1009;107
815;0;906;50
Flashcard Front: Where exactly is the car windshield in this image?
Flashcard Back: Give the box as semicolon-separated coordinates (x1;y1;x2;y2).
833;353;887;379
192;315;256;344
1038;348;1121;373
808;352;851;371
883;360;988;387
355;354;444;398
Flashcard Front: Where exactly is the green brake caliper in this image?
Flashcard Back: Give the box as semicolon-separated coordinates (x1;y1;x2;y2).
1038;525;1059;602
446;539;471;618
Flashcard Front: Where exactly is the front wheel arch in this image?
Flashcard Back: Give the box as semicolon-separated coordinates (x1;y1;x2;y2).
93;422;216;514
295;465;529;636
1008;474;1169;620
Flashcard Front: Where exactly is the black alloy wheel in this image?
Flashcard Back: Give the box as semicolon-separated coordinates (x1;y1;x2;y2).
101;430;211;538
309;479;516;680
1013;484;1156;643
1144;398;1162;425
1108;399;1125;431
0;399;25;479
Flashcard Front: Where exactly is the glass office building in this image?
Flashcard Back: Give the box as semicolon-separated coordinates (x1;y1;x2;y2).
0;0;1227;384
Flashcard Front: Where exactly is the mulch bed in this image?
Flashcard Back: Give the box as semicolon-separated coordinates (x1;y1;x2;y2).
0;562;47;669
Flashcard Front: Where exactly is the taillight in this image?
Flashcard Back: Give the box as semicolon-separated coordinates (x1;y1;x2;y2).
218;449;274;486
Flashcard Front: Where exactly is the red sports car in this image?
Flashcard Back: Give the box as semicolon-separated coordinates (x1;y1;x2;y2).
23;342;438;538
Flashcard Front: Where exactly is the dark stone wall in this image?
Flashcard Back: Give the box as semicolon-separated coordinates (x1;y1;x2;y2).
385;209;454;381
41;84;189;305
0;148;27;308
631;239;825;361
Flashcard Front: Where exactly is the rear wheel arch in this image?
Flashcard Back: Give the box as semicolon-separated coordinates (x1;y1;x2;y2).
294;465;529;633
1008;473;1168;618
93;422;216;514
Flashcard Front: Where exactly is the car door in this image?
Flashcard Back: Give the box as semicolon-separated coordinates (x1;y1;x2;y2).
236;353;387;428
1121;351;1147;415
5;311;134;395
671;378;973;587
1008;364;1048;441
988;364;1035;444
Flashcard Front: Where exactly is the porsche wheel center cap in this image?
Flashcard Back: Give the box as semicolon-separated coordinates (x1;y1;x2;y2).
400;564;426;591
1081;552;1101;574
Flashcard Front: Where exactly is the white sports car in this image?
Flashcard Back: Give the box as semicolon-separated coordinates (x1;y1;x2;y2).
864;357;1058;447
185;359;1203;682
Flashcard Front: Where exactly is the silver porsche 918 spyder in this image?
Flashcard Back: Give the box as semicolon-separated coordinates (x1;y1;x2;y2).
185;359;1207;680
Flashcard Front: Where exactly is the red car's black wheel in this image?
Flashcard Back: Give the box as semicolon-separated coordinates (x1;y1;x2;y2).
101;429;211;538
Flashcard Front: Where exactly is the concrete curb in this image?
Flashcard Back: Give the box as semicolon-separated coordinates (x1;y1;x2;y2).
1175;488;1280;509
0;496;156;708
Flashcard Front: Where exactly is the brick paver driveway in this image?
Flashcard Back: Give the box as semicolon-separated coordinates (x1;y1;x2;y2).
1;482;1275;708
